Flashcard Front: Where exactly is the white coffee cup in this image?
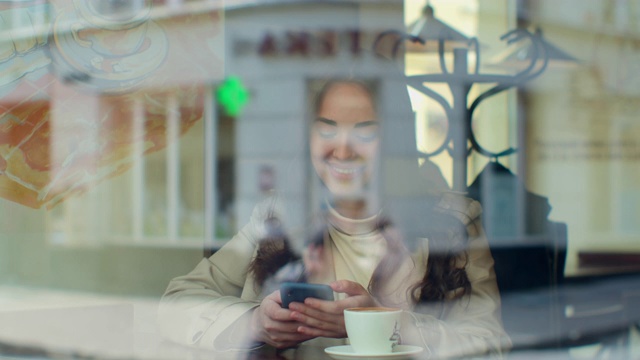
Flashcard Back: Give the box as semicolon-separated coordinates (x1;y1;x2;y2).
344;307;403;354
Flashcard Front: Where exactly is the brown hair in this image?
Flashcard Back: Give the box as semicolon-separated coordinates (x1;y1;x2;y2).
312;79;378;114
247;216;301;288
370;207;471;303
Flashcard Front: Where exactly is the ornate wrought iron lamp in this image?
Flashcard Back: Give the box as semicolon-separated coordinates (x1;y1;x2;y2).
375;3;568;192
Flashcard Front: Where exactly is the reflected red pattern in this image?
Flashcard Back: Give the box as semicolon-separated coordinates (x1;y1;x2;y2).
0;3;222;209
0;84;207;209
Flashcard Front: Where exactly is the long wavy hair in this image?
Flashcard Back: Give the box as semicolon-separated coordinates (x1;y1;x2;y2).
248;72;471;304
372;202;472;303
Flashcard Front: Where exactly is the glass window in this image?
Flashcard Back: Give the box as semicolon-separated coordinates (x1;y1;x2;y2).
0;0;639;359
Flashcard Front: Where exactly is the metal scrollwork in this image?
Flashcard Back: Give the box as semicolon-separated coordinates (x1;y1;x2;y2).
373;27;549;191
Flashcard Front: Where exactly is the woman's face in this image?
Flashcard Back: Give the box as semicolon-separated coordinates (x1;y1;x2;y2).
310;82;380;198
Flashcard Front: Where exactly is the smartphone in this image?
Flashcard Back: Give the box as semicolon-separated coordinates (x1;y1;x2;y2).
280;282;334;308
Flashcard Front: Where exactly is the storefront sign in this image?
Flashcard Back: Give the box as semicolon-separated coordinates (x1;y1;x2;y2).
233;29;378;58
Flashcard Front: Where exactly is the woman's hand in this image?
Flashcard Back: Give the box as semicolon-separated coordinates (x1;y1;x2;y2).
287;280;379;338
250;290;314;349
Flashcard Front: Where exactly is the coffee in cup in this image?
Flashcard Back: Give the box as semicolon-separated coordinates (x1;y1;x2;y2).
343;307;403;354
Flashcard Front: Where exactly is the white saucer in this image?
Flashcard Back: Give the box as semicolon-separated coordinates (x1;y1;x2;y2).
325;345;424;360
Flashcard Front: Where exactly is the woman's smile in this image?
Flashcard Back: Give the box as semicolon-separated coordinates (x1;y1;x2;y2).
326;160;365;177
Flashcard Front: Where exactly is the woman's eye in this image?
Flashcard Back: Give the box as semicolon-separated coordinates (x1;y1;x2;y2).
320;130;337;138
354;128;379;142
315;124;337;138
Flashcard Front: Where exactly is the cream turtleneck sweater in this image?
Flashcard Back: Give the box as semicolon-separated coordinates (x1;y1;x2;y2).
321;205;387;300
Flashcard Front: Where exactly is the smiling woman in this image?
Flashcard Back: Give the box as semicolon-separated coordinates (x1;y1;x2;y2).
158;58;510;358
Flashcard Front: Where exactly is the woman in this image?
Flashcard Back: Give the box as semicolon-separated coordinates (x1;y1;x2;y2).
157;73;510;358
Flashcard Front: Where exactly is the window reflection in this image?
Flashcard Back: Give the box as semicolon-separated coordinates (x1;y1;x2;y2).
0;0;639;359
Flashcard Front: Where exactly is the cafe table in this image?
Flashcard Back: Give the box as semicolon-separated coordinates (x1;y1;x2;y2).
0;285;348;360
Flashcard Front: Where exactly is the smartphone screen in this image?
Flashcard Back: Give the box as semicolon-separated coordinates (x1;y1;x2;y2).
280;282;334;308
